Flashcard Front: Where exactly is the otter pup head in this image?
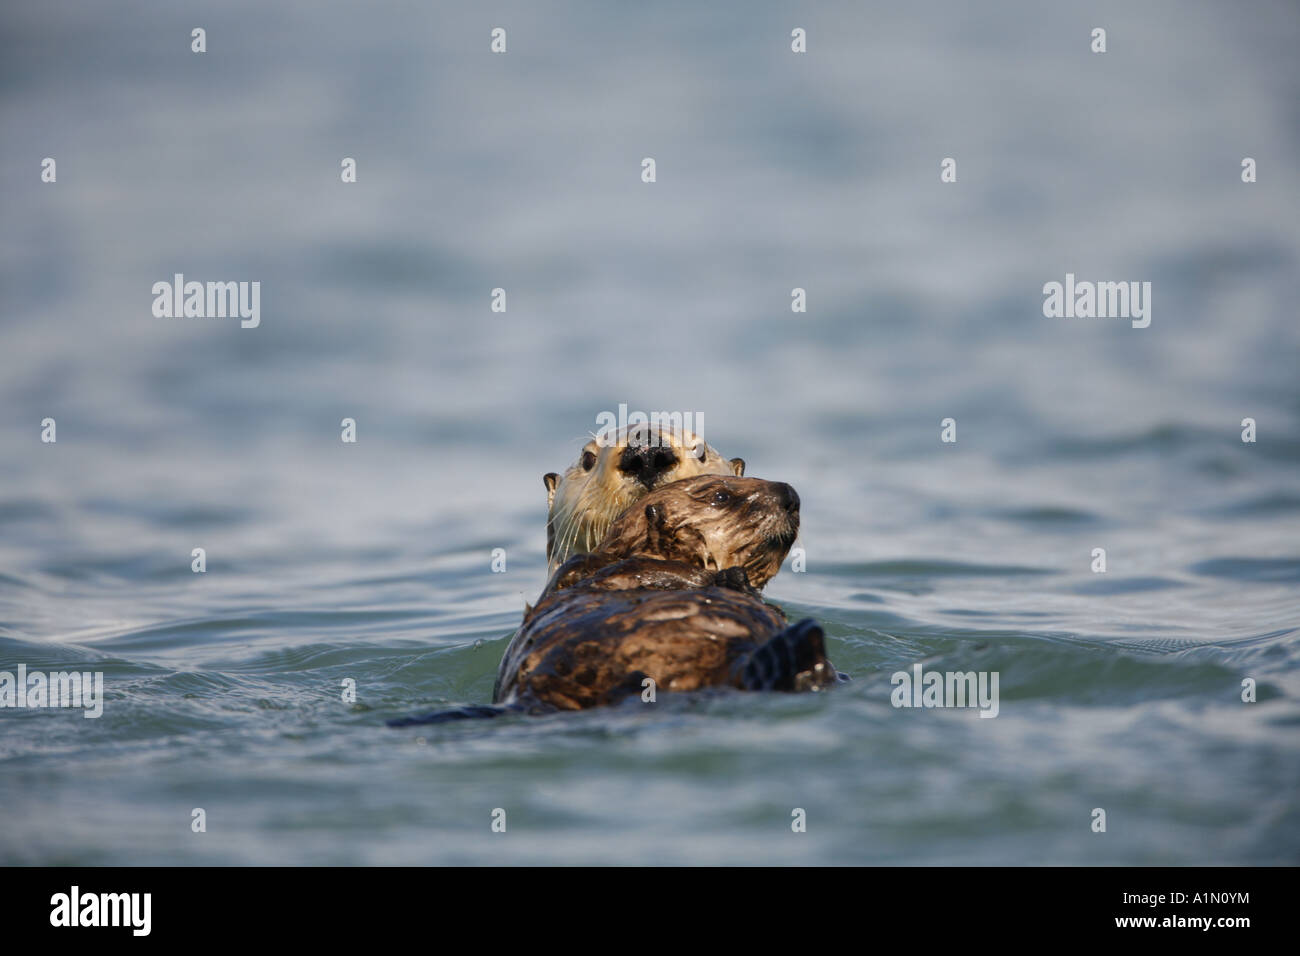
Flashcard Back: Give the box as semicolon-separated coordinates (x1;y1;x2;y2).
544;422;744;570
595;474;800;589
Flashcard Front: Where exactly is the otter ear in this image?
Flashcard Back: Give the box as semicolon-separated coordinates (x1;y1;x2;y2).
543;472;559;509
729;457;745;477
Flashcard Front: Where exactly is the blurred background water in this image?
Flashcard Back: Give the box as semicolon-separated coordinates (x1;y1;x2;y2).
1;0;1297;864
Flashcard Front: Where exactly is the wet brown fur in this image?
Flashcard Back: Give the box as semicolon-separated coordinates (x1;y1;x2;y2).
494;475;834;711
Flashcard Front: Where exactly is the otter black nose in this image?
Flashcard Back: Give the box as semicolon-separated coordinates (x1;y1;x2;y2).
775;483;800;513
619;443;678;489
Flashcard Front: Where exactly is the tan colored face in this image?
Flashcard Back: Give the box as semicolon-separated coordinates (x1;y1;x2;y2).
594;474;800;589
544;424;745;569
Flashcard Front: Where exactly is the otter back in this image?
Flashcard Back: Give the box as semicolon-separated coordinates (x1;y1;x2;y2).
492;556;836;711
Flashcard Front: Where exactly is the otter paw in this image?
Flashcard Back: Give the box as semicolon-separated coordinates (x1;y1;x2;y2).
742;618;835;692
713;566;756;593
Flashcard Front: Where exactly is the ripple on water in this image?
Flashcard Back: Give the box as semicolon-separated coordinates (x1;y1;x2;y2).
1188;557;1300;584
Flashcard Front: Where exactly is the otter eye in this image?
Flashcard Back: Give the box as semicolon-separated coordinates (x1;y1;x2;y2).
581;450;597;471
712;490;731;506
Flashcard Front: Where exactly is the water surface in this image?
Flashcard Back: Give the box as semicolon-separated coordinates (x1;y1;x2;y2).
1;0;1297;864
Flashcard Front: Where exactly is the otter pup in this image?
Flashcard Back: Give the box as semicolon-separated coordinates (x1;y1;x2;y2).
490;475;838;713
543;422;745;571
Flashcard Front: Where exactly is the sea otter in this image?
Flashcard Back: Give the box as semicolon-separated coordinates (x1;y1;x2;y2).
543;421;745;571
386;474;840;726
486;474;838;713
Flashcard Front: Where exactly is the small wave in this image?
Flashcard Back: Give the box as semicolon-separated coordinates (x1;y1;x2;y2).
1189;557;1300;584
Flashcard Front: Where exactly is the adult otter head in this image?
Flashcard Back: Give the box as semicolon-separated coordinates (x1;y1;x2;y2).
544;422;744;570
594;474;800;589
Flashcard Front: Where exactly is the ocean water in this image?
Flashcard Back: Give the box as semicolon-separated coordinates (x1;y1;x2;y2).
1;0;1297;865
